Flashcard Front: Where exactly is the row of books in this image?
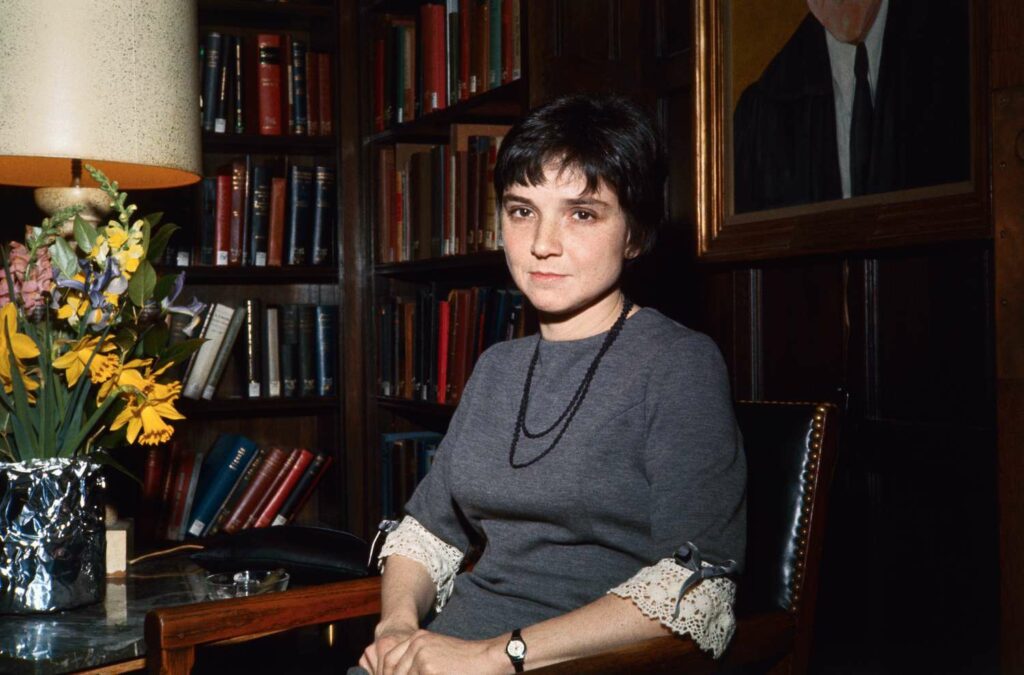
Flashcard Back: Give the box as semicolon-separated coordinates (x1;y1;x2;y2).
380;431;442;519
198;158;335;268
180;301;337;401
140;434;334;542
375;123;509;263
371;0;522;130
201;31;333;137
378;285;527;405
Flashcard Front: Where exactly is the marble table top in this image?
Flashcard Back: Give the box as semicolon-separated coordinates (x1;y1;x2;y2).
0;557;211;674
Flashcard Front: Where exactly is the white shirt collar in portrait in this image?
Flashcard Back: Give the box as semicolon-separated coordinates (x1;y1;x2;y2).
825;0;890;199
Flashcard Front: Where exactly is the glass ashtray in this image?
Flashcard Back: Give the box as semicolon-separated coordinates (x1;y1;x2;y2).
204;569;290;600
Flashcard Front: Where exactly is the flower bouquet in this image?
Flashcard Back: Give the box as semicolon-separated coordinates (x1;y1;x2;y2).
0;165;204;613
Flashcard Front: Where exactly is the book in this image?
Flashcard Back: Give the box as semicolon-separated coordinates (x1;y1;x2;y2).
221;446;290;534
263;306;282;398
229;159;247;266
249;163;271;267
318;52;333;135
290;39;308;135
155;442;183;541
214;34;231;133
199;177;217;266
241;448;299;530
213;174;232;266
253;448;314;528
183;303;236;400
200;304;247;400
311;165;334;266
233;33;245;133
314;305;337;396
286;165;313;265
201;32;223;132
421;3;447;115
280;303;300;397
204;445;267;537
297;304;317;397
244;298;263;398
436;298;450;404
489;0;502;89
267;176;287;266
306;49;320;136
139;444;166;542
168;451;204;541
186;434;258;537
380;431;443;518
257;33;283;135
273;453;333;526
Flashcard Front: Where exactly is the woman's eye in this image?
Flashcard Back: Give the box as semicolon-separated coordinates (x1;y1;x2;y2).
508;207;532;219
572;210;595;221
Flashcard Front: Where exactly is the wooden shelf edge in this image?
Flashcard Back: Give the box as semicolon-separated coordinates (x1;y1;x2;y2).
202;133;338;154
199;0;335;19
181;397;340;418
374;250;507;277
168;265;338;284
364;80;526;145
377;396;455;417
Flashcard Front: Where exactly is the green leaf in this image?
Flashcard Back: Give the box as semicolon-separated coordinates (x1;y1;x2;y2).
51;237;79;279
143;212;164;230
152;272;180;301
73;215;98;254
147;223;179;262
85;449;142;485
127;260;157;307
6;348;38;459
153;337;205;371
59;391;119;458
142;323;169;357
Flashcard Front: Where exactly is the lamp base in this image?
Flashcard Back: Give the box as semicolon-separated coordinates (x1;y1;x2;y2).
34;187;112;235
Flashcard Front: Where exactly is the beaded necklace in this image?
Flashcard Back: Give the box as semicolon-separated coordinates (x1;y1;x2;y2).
508;298;634;468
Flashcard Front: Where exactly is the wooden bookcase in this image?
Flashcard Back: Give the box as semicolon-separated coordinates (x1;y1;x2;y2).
115;0;349;540
335;0;658;538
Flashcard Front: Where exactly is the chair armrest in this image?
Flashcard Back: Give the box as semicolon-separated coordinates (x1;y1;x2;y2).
145;576;381;674
531;611;796;675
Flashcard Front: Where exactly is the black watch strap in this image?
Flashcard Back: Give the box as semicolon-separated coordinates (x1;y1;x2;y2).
505;628;527;673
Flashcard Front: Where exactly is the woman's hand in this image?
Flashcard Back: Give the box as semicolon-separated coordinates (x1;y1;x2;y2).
359;619;418;674
377;629;506;675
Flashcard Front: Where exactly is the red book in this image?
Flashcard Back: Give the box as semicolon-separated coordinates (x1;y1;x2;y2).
229;159;247;266
476;0;490;95
243;449;300;530
253;449;314;528
402;300;415;399
306;51;320;136
448;289;472;403
140;445;167;541
222;446;290;534
459;0;472;99
283;34;294;135
257;34;283;135
436;299;450;404
214;175;232;266
165;451;197;541
318;52;333;136
267;177;286;266
420;4;447;114
282;455;333;525
501;0;513;83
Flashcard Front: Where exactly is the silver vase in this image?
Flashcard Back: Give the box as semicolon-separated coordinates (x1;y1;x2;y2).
0;458;106;613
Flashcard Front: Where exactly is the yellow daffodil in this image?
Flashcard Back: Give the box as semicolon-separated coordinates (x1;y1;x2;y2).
0;303;40;395
52;336;119;387
107;361;184;445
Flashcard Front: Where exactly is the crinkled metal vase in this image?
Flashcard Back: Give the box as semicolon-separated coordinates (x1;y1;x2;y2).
0;458;106;613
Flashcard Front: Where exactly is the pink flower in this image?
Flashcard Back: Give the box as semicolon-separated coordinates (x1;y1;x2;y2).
0;242;55;312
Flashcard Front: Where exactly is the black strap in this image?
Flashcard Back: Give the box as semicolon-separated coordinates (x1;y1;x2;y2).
850;41;873;196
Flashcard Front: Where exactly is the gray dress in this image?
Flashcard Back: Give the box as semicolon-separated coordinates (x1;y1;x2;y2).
403;307;746;640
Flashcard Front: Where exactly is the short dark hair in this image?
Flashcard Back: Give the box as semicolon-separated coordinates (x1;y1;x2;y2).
494;94;667;256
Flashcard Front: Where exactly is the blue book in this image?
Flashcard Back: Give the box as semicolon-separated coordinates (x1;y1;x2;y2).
315;305;337;396
310;165;334;266
286;165;313;265
186;434;259;537
201;32;223;132
291;39;308;134
248;164;271;266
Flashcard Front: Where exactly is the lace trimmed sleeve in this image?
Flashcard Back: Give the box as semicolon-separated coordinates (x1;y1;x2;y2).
378;516;465;611
609;558;738;658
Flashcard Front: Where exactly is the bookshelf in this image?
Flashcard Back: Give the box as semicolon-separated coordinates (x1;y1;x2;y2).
340;1;667;537
114;0;348;550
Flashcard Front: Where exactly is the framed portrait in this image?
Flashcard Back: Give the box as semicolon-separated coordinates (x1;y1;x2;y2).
695;0;989;260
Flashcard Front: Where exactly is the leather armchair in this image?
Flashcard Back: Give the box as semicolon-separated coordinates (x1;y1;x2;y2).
146;400;838;674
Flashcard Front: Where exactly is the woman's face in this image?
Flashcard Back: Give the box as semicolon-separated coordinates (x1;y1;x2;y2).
501;164;636;334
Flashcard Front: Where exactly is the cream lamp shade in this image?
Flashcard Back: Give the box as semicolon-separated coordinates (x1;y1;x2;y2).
0;0;202;191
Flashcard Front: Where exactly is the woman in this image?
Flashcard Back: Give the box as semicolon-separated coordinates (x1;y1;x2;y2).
357;94;746;674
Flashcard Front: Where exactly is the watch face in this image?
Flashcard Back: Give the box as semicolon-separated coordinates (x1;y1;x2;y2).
507;640;526;659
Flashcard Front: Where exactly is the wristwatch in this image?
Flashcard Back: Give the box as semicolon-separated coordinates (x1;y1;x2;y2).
505;628;527;673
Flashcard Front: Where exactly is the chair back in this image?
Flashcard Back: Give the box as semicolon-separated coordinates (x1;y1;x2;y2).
734;401;838;619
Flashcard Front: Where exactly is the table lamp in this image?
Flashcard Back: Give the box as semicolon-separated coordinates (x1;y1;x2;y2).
0;0;202;225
